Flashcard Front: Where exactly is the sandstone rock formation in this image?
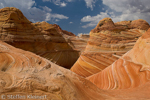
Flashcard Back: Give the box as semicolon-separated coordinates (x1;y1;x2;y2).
0;7;79;69
0;7;150;100
71;18;150;77
0;40;115;100
53;24;76;36
53;24;89;52
87;28;150;91
64;34;89;53
0;37;150;100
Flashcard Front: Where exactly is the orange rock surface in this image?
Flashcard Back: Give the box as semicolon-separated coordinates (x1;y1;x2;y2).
53;24;76;36
87;28;150;91
0;40;116;100
0;7;79;69
65;34;89;53
0;7;150;100
0;36;150;100
53;25;89;52
71;18;150;77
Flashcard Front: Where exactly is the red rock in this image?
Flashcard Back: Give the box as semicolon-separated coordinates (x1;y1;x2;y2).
71;18;150;77
52;25;88;52
130;19;150;30
0;40;115;100
0;7;150;100
0;7;79;69
0;38;150;100
53;24;76;36
87;28;150;91
66;34;89;52
96;17;115;29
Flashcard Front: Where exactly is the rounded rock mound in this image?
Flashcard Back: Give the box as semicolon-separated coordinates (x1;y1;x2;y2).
0;7;79;69
71;17;150;77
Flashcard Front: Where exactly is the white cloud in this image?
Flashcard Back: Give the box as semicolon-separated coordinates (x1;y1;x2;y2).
42;0;97;10
81;0;150;28
84;0;97;10
52;14;69;19
69;22;73;24
60;2;67;7
45;13;68;22
0;0;69;23
55;19;60;22
42;0;73;7
0;0;35;9
42;6;52;12
81;11;110;28
66;0;74;2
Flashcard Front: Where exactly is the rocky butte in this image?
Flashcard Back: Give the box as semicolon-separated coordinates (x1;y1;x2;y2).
71;17;150;77
0;7;84;69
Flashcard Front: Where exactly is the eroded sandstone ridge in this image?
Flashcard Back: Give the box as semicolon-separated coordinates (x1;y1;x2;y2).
53;24;76;36
71;18;150;77
87;28;150;91
0;7;79;68
0;37;150;100
0;7;150;100
0;40;115;100
53;24;89;52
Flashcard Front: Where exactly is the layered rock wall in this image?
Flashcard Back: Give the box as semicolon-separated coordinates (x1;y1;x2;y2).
0;7;79;68
87;28;150;90
71;18;150;77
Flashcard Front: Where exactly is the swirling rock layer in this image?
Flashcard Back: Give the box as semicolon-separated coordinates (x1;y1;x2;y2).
0;7;79;68
87;28;150;90
65;34;89;53
0;40;116;100
71;18;150;77
0;39;150;100
0;7;150;100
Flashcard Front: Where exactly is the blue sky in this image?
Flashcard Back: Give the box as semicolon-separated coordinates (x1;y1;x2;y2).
0;0;150;35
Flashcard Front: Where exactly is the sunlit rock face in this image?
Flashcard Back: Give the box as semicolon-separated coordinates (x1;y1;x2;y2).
53;24;76;36
87;28;150;91
0;40;115;100
0;7;79;69
0;40;150;100
0;7;150;100
65;34;89;53
53;24;89;53
71;18;150;77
